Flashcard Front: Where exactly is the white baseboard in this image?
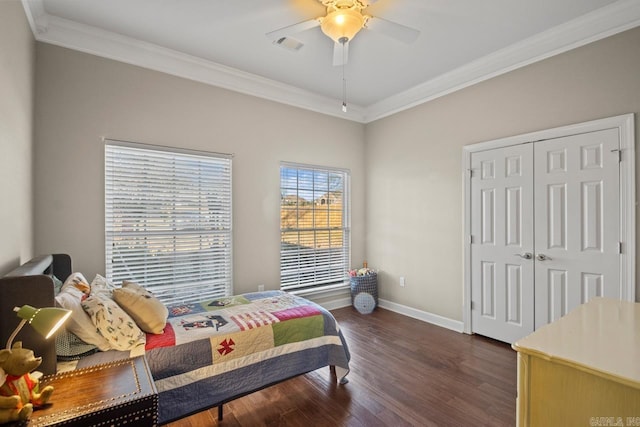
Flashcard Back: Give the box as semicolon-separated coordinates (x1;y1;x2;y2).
378;298;465;333
316;295;465;333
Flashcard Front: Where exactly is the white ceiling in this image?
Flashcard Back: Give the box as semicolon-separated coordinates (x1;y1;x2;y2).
22;0;640;122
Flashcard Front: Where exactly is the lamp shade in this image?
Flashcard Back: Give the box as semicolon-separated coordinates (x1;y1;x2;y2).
15;305;72;339
320;8;365;43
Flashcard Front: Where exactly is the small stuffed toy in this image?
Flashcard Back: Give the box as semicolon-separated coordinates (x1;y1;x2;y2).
0;394;32;424
0;342;54;423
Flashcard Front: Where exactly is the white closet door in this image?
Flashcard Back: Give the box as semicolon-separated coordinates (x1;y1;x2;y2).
533;128;621;328
471;143;535;343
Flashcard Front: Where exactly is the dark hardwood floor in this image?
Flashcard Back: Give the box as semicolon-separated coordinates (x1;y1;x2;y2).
165;307;517;427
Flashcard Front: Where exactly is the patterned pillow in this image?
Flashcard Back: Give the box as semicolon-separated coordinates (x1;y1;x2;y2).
63;272;91;294
55;273;112;351
82;293;146;351
113;281;168;334
90;274;116;297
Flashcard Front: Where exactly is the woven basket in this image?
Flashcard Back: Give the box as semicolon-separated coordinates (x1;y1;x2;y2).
350;273;378;314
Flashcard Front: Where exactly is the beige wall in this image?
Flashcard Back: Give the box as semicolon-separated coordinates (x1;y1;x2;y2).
0;1;35;275
33;44;366;295
18;22;640;318
365;27;640;321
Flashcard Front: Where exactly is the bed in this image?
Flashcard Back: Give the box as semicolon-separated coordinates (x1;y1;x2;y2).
0;254;351;425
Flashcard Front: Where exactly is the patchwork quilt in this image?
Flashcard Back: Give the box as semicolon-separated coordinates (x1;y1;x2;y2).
142;290;350;424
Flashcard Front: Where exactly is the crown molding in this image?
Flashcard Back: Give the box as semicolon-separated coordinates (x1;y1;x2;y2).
22;0;640;124
21;0;44;36
22;0;366;123
364;0;640;122
365;0;640;123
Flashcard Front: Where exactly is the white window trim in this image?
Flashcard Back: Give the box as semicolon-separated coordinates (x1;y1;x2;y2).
104;139;233;305
280;161;351;295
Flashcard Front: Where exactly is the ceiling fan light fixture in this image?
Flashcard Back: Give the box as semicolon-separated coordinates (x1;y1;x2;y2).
320;8;365;43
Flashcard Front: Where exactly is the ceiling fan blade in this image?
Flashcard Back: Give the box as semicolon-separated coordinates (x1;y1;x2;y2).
332;41;349;67
266;19;321;41
365;16;420;44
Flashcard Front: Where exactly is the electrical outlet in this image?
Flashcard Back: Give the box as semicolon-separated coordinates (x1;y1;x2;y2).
258;284;265;292
400;276;405;287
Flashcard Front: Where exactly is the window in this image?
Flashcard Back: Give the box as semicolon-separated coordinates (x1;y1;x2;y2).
280;163;350;293
105;141;232;305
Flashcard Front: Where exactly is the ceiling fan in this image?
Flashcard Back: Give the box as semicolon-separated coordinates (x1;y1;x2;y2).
266;0;420;66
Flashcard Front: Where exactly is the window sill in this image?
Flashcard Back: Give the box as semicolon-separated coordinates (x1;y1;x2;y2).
288;282;350;299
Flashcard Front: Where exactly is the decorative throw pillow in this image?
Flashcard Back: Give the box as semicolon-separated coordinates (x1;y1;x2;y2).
90;274;116;297
113;281;168;334
62;272;91;294
54;274;112;351
82;293;146;351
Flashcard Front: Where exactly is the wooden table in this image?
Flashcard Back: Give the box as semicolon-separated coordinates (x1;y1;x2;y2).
512;297;640;427
28;357;157;427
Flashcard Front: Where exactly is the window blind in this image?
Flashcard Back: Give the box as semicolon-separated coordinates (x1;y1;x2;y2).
280;163;350;293
105;141;232;305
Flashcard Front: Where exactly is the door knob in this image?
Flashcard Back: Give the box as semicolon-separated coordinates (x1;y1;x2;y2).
536;253;551;261
514;252;533;260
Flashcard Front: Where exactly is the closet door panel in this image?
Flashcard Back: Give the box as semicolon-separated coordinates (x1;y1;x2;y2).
534;128;621;328
471;144;535;343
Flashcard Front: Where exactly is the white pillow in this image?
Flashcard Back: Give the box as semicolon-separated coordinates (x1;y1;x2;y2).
90;274;116;297
62;272;91;294
82;293;146;351
55;274;112;351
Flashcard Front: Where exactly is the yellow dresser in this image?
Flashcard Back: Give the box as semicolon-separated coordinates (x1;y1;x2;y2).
512;297;640;427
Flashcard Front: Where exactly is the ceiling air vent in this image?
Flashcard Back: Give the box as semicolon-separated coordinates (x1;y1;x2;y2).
274;37;304;52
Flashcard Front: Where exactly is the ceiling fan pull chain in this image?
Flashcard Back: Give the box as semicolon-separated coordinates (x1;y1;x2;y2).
341;37;347;113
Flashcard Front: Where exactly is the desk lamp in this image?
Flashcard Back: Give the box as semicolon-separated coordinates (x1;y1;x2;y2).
6;305;71;350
